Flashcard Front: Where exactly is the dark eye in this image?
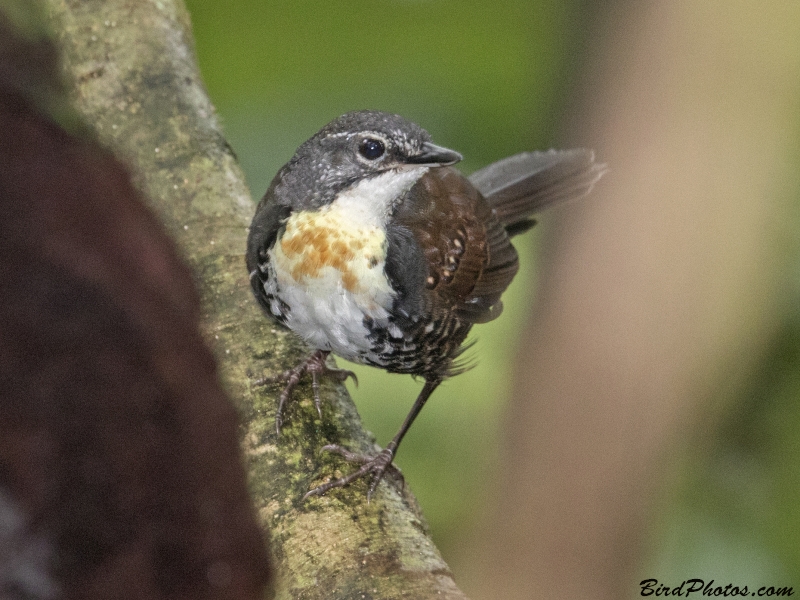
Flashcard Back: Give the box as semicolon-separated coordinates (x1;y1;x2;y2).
358;138;385;160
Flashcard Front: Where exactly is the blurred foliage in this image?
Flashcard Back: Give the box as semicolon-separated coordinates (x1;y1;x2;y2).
184;0;800;590
648;309;800;586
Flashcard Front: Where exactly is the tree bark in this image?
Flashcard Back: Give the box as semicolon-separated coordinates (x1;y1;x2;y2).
44;0;469;598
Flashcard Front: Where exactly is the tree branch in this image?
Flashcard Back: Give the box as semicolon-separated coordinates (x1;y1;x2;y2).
44;0;469;597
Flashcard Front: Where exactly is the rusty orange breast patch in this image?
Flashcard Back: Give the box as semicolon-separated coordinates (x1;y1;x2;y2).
273;208;387;294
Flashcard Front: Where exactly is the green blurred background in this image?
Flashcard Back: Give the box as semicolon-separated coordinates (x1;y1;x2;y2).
183;0;800;591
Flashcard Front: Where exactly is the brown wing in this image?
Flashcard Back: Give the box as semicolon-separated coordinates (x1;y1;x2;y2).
391;167;519;325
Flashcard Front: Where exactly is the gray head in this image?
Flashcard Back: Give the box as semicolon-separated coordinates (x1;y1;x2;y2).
269;110;462;209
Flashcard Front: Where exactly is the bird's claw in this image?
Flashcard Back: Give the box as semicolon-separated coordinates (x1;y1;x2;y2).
302;444;402;502
254;349;356;434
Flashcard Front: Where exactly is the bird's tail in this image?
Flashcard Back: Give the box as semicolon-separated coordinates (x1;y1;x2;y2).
469;149;607;236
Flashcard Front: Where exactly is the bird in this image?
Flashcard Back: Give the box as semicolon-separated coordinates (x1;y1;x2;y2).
246;110;605;501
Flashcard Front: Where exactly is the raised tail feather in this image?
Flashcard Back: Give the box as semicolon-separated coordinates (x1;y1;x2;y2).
469;149;607;235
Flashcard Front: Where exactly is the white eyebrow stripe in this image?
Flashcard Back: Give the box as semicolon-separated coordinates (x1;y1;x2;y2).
324;130;390;142
325;131;353;139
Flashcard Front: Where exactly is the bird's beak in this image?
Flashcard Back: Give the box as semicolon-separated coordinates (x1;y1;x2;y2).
405;141;463;167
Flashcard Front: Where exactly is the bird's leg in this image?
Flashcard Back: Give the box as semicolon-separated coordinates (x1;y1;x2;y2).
304;377;442;501
255;348;357;434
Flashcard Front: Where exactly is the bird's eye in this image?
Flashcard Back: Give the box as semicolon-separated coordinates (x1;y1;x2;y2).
358;138;385;160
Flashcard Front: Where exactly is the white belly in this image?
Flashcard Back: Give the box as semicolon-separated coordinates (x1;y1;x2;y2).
267;207;394;361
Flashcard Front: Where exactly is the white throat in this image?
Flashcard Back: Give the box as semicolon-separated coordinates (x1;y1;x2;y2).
332;166;428;226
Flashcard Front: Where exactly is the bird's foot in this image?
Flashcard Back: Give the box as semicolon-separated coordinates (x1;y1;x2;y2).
254;349;357;434
303;444;402;502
